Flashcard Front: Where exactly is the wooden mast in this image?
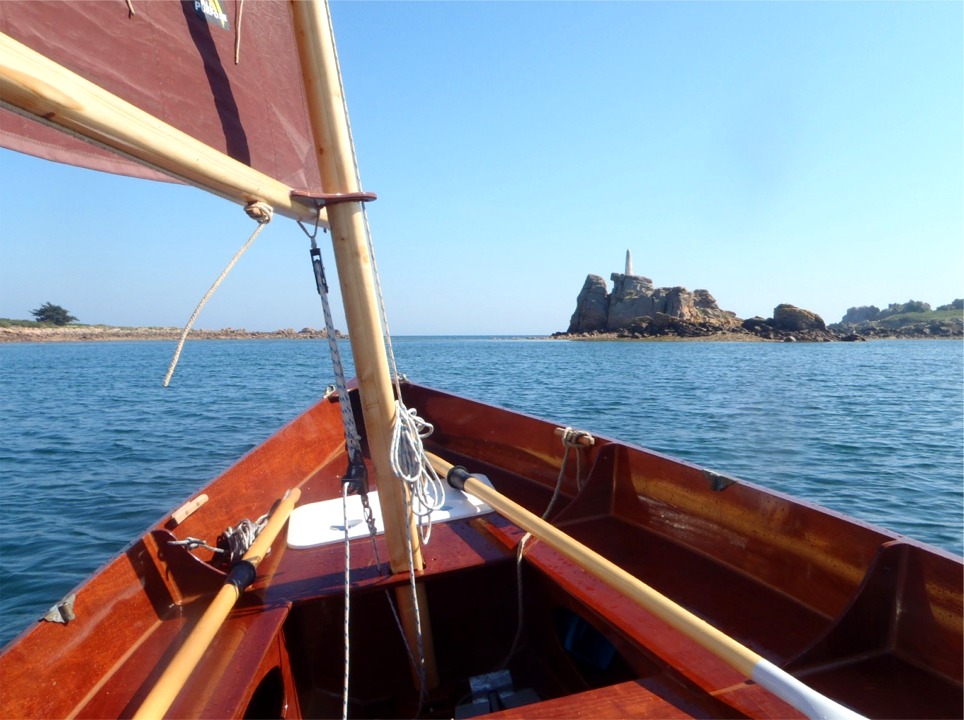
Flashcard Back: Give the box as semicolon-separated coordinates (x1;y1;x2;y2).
289;0;439;690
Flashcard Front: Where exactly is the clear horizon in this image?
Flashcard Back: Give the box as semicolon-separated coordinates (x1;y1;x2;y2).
2;1;961;335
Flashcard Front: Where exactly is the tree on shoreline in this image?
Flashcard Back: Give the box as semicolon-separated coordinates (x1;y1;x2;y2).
30;302;78;326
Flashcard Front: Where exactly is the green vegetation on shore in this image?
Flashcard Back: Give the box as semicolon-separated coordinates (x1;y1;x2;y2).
0;319;164;330
873;308;962;328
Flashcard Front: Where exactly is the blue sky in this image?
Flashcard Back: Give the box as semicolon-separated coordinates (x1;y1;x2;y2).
1;1;961;334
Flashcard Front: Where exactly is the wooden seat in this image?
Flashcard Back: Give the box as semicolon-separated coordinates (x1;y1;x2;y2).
485;679;696;719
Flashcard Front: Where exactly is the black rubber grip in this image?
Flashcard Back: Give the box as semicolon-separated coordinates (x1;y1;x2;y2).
226;559;258;592
446;465;472;491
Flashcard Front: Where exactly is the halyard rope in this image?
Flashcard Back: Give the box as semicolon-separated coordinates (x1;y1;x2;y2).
341;483;352;720
306;231;364;469
162;201;273;387
322;5;435;706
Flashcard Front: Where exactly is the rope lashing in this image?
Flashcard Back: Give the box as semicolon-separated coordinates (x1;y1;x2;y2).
560;427;594;493
543;427;594;518
215;514;270;567
162;201;273;387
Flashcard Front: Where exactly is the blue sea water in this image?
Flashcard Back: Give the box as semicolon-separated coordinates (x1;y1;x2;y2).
1;337;961;647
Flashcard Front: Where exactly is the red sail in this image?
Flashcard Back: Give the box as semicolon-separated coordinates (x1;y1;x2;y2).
0;0;322;191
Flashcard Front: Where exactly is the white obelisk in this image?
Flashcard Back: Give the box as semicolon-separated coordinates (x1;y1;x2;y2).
625;249;633;276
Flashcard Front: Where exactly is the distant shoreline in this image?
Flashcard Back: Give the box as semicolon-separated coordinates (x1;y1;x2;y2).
0;325;341;343
2;325;960;344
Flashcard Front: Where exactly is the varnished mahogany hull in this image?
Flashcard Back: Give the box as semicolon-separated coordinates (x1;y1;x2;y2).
1;382;961;718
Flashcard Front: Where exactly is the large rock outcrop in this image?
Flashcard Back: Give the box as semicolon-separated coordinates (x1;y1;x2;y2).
567;275;610;333
739;304;834;341
566;271;741;336
770;304;827;332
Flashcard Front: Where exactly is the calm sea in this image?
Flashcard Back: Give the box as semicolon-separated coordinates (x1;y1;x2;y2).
1;338;961;647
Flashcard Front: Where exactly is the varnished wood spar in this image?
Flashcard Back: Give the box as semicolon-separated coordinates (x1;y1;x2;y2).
0;33;321;224
131;489;300;720
426;453;866;720
289;0;439;690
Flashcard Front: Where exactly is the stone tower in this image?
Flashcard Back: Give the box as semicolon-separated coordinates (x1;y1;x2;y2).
625;249;633;276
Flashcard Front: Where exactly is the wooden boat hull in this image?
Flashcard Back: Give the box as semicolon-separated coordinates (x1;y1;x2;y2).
2;381;961;718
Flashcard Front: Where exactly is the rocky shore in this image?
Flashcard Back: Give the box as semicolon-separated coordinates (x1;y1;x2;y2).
0;325;342;343
557;266;963;342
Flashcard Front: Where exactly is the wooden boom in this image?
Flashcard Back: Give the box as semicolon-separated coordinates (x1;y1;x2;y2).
0;32;322;224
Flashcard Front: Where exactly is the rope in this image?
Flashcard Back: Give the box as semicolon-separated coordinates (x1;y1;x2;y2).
302;222;365;474
321;6;433;706
389;403;446;544
382;590;425;716
162;201;273;387
499;428;593;668
341;484;351;720
234;0;245;65
543;427;592;517
497;531;533;670
402;491;429;714
167;513;269;565
217;515;269;565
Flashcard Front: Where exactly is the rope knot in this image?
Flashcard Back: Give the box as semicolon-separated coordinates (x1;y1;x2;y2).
561;427;594;448
245;200;274;224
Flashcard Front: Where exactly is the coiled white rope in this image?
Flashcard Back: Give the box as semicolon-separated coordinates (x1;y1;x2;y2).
163;201;273;387
389;402;446;544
